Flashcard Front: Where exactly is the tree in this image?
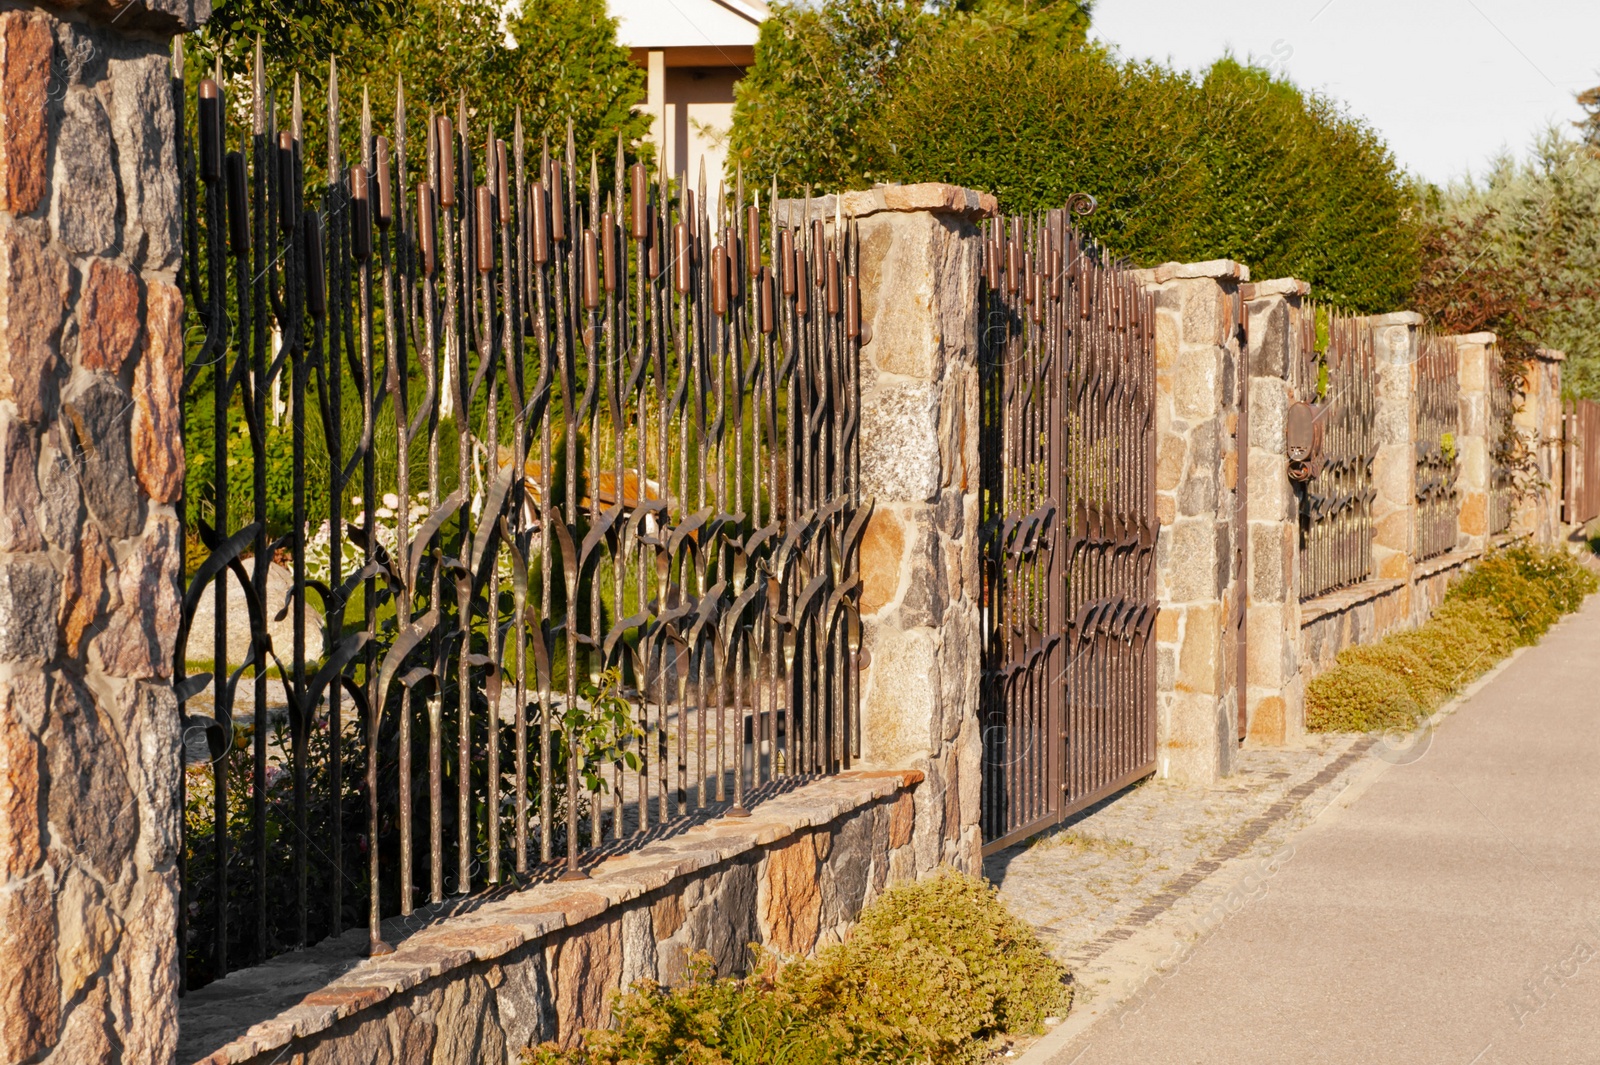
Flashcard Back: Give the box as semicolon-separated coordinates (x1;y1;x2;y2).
1577;84;1600;148
1413;131;1600;397
189;0;649;185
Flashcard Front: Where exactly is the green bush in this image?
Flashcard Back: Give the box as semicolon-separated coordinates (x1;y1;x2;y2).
1306;662;1422;733
796;869;1071;1060
1308;547;1594;733
1446;546;1595;645
525;870;1072;1065
730;3;1421;311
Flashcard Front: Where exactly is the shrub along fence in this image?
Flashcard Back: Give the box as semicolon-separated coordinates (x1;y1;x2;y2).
173;48;871;986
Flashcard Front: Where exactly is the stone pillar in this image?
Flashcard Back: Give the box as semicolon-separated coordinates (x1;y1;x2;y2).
1139;260;1248;784
1453;332;1498;555
1367;312;1422;582
1511;349;1564;546
0;2;203;1062
782;184;994;876
1241;279;1308;746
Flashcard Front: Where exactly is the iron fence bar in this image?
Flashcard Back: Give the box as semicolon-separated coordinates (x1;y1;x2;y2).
174;64;862;986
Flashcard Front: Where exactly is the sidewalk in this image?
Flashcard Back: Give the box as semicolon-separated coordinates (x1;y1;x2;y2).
1005;593;1600;1065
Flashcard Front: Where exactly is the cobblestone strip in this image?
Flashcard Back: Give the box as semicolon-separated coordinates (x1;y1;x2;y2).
1065;737;1376;969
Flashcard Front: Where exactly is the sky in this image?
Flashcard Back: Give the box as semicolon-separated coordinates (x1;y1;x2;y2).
1089;0;1600;187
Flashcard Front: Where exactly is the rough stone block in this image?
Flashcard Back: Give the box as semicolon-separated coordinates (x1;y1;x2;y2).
131;278;185;501
0;11;52;216
0;418;42;552
1176;602;1220;696
0;558;59;664
59;520;113;658
79;258;143;374
64;377;142;540
1164;519;1218;603
56;864;121;1002
860;381;940;503
759;831;820;955
51;88;120;256
0;874;58;1061
861;625;939;765
107;52;182;270
0;689;42;878
857;507;906;616
0;221;69;423
45;677;134;882
550;917;621;1045
1174;344;1220;421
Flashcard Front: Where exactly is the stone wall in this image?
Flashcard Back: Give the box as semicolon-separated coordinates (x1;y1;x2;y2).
177;770;931;1065
1138;260;1248;784
0;2;201;1063
1240;279;1308;745
780;183;993;876
1512;349;1565;546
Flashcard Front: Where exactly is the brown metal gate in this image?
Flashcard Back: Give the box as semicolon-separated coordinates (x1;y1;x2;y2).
979;207;1159;854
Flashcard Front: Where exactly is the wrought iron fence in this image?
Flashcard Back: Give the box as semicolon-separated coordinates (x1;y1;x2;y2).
1415;332;1460;560
1488;343;1516;537
1565;398;1600;527
978;205;1159;853
1293;306;1376;600
173;48;864;987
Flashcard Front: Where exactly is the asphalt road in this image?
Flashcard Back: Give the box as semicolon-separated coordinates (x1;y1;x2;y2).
1051;594;1600;1065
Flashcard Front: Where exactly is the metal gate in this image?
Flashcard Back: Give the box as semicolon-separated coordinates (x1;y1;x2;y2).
978;207;1159;854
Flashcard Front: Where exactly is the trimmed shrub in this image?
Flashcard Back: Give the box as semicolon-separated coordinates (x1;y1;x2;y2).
1308;547;1593;734
1306;662;1423;734
526;869;1071;1065
795;869;1071;1060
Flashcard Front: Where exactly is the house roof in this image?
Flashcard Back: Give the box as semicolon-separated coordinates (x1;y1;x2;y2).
608;0;768;53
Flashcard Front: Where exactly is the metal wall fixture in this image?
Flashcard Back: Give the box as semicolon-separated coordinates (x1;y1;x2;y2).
1415;332;1461;560
1292;305;1376;601
173;45;865;987
977;204;1159;855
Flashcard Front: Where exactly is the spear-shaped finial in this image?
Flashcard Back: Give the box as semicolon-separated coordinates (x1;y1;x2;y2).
292;73;303;141
327;56;340;177
172;35;183;79
252;36;264;135
361;84;372;168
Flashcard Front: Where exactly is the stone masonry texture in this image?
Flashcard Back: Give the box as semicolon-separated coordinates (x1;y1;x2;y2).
176;772;932;1065
780;184;988;877
1138;261;1248;785
0;3;202;1064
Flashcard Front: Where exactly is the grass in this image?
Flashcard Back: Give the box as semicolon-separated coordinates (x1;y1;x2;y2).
1307;545;1597;733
